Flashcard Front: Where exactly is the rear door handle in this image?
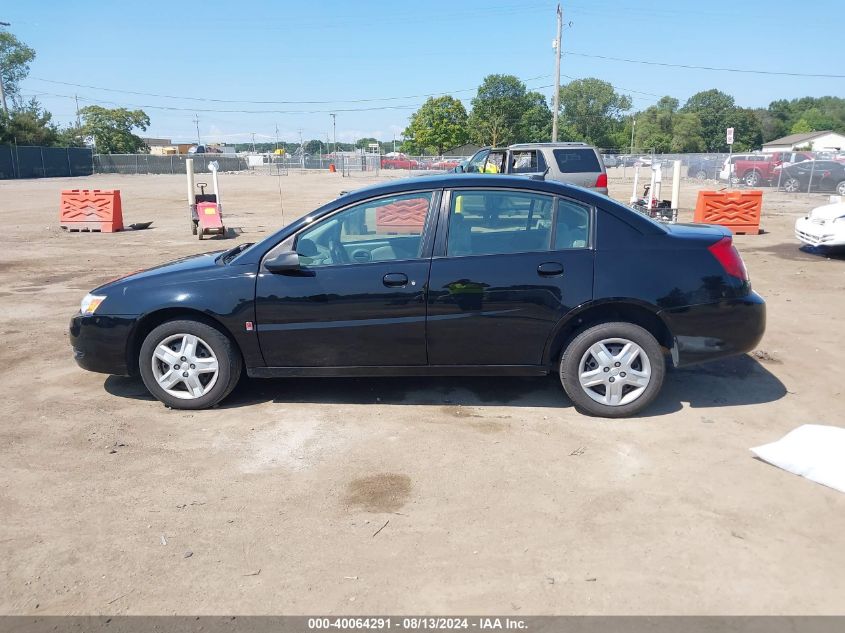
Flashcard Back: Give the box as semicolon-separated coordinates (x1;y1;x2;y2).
537;262;564;277
383;273;409;287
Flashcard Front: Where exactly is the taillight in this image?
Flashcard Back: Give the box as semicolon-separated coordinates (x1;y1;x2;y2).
595;173;607;188
707;236;749;281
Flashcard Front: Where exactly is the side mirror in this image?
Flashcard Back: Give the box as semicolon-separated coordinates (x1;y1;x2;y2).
264;251;302;274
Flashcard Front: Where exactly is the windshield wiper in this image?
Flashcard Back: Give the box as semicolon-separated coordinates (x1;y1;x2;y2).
220;242;254;264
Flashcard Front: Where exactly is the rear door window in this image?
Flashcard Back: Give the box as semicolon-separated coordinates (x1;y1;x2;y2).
510;150;547;174
447;189;553;257
552;148;601;173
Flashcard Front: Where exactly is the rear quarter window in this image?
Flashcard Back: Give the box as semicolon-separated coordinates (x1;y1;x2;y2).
552;148;602;173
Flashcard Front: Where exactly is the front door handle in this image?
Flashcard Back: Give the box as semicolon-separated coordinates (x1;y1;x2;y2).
537;262;564;277
383;272;409;287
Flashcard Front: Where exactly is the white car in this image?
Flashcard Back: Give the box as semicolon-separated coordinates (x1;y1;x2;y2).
795;200;845;248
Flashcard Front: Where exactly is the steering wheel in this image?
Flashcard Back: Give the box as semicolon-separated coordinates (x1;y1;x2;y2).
329;239;350;264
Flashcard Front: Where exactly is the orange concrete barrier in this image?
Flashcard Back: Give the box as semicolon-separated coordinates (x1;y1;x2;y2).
376;198;429;234
329;163;336;173
60;189;124;233
693;190;762;235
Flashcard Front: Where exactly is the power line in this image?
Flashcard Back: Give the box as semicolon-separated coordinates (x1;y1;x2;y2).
566;51;845;79
28;74;553;105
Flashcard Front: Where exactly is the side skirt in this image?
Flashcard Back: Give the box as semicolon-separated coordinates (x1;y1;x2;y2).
247;365;551;378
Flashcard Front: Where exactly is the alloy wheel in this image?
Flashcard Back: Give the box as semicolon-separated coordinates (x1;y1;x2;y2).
578;338;652;407
783;178;801;193
151;333;219;399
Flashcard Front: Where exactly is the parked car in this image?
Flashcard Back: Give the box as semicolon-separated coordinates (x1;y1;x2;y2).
381;153;419;169
430;158;462;171
733;152;813;187
686;156;722;180
70;175;765;418
602;154;619;168
458;143;609;195
795;201;845;250
780;160;845;194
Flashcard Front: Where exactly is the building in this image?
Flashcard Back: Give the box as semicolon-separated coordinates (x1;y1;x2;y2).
762;131;845;153
443;143;482;157
141;137;172;149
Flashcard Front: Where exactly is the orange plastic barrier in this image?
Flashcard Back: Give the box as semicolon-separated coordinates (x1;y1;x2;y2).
60;189;124;233
329;163;336;173
375;198;429;234
693;190;762;235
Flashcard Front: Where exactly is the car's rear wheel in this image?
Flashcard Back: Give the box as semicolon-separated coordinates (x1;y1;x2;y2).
559;322;665;418
783;177;802;193
744;170;761;187
836;180;845;196
139;319;242;410
694;169;707;180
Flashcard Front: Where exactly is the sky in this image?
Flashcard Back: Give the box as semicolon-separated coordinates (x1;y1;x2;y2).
5;0;844;146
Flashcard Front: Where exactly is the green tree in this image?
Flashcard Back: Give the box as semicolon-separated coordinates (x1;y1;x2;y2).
467;74;530;146
517;91;552;142
79;105;150;153
679;89;765;151
404;96;468;155
556;78;632;148
0;30;36;107
670;113;705;152
0;99;55;145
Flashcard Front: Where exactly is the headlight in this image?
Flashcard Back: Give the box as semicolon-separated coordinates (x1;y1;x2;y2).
80;294;106;315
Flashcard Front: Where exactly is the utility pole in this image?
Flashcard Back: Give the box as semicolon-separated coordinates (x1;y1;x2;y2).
74;94;81;128
630;118;636;155
330;113;337;156
551;4;562;142
275;124;280;154
251;132;256;153
0;21;12;116
193;114;201;147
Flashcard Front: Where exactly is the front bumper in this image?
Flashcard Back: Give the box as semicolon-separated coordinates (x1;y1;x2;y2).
69;314;137;375
659;292;766;367
795;217;845;248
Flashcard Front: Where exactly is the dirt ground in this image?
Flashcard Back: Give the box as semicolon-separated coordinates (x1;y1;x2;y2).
0;168;843;615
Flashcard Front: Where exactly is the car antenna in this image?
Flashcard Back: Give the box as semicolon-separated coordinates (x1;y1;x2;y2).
529;167;550;181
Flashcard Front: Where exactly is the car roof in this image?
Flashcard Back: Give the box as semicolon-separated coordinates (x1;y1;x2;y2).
339;174;586;200
509;142;593;149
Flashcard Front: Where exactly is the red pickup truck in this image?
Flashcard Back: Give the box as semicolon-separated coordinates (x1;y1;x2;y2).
733;151;812;187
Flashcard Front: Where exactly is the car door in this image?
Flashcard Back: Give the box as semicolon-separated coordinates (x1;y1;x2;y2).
426;188;594;366
255;190;439;367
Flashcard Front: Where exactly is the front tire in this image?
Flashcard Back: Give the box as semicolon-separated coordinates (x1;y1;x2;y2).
836;180;845;196
783;177;802;193
559;322;665;418
139;319;242;410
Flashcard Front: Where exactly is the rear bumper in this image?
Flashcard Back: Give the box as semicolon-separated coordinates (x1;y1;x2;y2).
69;314;137;375
659;292;766;367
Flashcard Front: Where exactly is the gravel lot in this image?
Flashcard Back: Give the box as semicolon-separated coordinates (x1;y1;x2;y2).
1;169;843;614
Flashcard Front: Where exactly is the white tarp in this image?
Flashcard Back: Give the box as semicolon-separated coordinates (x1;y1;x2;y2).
751;424;845;493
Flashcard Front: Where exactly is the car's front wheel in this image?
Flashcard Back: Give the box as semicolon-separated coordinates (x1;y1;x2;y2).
836;180;845;196
559;322;665;418
139;319;242;410
783;177;802;193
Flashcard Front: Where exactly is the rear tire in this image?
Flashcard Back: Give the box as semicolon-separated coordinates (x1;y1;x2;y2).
836;180;845;196
694;169;707;180
559;322;665;418
139;319;242;410
744;170;761;187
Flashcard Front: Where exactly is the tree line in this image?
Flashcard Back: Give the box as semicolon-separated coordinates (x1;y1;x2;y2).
2;29;843;155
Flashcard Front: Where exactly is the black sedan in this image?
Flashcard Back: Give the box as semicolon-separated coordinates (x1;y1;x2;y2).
70;175;765;418
780;160;845;195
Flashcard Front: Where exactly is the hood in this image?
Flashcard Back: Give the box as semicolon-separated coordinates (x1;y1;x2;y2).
808;202;845;221
93;250;224;292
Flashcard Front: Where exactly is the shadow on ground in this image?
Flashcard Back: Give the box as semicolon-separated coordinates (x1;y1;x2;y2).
105;354;787;417
741;241;845;262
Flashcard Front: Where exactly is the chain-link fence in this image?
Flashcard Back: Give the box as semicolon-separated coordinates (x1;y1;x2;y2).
601;148;845;196
0;145;93;179
246;152;468;176
94;153;248;175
